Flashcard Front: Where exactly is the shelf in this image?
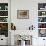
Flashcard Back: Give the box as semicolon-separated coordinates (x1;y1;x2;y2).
0;22;8;23
0;3;8;37
38;28;46;29
0;10;8;11
38;15;46;17
0;16;8;17
38;22;46;23
38;10;46;11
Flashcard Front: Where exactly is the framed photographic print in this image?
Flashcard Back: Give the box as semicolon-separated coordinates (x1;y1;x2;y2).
17;10;29;19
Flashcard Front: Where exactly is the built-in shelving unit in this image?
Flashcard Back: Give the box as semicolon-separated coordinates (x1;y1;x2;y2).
38;3;46;37
0;3;8;37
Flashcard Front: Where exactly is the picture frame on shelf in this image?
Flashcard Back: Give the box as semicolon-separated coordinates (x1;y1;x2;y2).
17;10;29;19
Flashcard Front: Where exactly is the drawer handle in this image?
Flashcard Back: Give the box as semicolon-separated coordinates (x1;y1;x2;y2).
1;39;3;40
43;39;45;40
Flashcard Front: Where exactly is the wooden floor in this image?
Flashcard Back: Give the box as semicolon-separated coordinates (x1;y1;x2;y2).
0;45;8;46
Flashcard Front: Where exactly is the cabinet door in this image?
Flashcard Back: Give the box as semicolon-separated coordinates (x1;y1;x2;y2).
38;38;46;46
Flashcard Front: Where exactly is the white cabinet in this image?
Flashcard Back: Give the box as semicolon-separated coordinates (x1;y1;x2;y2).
0;0;11;45
0;35;8;45
38;38;46;46
0;0;8;45
38;3;46;46
38;3;46;37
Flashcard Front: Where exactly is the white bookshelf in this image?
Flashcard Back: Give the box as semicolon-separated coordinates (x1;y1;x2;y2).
38;3;46;37
0;3;8;23
0;3;8;38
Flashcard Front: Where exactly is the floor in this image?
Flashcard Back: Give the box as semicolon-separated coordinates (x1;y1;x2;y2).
0;45;8;46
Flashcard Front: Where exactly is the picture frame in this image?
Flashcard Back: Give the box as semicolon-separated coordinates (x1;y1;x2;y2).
17;10;29;19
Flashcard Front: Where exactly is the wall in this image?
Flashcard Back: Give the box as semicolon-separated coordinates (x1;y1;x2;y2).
11;0;38;30
11;0;46;46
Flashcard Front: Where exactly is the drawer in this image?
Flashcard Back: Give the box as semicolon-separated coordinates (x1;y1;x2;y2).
0;37;8;45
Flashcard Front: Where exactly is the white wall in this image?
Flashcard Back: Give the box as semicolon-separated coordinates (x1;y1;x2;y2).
11;0;38;45
11;0;46;30
11;0;46;46
11;0;38;30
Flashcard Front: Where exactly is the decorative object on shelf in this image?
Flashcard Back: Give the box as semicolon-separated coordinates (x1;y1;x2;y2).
38;23;46;28
0;23;8;30
29;25;35;30
39;29;46;37
11;23;16;30
0;11;8;16
42;12;45;15
5;6;8;10
38;3;46;10
0;17;8;22
38;17;42;22
40;8;45;10
17;10;29;19
0;3;8;10
38;11;46;16
38;17;46;22
42;11;46;16
0;23;8;37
